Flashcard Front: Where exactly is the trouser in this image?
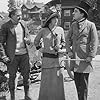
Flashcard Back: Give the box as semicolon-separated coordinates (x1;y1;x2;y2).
74;72;89;100
7;53;30;98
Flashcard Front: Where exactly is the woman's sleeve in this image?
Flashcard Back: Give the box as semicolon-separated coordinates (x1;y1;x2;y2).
34;29;43;50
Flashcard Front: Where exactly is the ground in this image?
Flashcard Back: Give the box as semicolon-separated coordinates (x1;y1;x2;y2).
3;56;100;100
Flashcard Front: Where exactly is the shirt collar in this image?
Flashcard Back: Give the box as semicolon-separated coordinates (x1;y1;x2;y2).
78;18;86;24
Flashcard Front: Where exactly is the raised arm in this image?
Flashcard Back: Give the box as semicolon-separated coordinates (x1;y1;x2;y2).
34;29;43;50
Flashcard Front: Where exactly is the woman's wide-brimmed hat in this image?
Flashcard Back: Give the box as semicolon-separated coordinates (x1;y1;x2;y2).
40;6;60;27
75;1;91;16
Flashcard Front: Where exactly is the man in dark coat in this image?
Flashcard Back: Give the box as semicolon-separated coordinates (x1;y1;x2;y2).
66;1;98;100
0;7;32;100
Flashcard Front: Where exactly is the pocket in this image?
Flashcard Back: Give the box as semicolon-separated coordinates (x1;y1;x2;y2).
77;45;87;59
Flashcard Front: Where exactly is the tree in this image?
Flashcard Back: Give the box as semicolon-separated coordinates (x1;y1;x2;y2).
88;0;100;30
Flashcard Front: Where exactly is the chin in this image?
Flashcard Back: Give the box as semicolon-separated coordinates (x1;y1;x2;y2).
72;17;75;21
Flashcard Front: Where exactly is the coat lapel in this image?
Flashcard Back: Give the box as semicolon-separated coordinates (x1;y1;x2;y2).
77;20;88;38
9;20;29;39
10;27;16;36
9;20;26;37
9;20;16;36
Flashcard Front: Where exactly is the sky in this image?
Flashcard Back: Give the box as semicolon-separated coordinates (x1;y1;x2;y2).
0;0;52;12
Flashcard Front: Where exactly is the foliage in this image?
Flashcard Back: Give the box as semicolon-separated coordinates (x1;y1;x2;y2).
26;19;41;35
87;0;100;30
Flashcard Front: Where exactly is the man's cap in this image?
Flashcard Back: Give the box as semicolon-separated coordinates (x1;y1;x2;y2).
75;0;92;16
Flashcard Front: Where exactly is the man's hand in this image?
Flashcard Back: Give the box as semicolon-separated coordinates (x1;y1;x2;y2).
85;57;93;62
67;52;73;58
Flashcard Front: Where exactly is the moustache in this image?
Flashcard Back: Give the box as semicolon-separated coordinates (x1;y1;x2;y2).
18;17;21;21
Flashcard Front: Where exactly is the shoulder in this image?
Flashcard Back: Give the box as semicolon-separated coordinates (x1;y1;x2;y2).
86;20;96;30
1;20;11;29
56;26;64;30
86;20;95;26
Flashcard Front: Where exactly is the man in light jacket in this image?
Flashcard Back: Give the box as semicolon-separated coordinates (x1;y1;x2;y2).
66;1;98;100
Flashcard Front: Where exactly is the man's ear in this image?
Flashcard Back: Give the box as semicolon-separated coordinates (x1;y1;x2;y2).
81;13;84;18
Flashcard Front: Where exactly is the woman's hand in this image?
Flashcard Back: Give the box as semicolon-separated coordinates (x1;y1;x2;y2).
24;37;33;48
54;45;62;51
85;57;93;62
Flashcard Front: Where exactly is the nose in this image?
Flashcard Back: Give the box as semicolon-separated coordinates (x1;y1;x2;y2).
18;16;22;20
18;17;21;20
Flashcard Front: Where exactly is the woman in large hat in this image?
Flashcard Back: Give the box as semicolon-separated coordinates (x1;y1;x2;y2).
66;1;98;100
34;7;66;100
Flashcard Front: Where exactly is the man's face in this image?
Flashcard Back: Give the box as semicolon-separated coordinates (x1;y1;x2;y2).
12;10;22;23
72;8;83;21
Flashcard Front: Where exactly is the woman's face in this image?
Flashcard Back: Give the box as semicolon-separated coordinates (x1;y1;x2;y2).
51;17;58;26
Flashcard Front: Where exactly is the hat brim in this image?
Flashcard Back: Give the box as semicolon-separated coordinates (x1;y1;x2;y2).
42;13;59;27
75;6;88;16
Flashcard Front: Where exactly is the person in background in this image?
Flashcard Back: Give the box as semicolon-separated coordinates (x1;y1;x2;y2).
0;7;32;100
34;7;66;100
66;1;98;100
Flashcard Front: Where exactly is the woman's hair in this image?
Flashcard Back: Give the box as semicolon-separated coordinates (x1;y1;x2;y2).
43;16;58;28
9;10;16;18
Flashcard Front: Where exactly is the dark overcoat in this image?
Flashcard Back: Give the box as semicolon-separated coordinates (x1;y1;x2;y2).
0;20;29;62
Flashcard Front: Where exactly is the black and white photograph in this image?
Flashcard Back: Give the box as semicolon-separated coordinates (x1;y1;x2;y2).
0;0;100;100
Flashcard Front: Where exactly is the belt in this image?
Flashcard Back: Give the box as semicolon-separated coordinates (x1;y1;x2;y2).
42;66;63;69
43;53;58;58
